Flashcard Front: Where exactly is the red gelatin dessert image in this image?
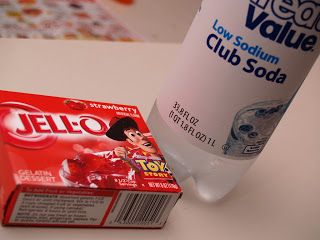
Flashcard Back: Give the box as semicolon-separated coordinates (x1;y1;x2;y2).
64;99;87;110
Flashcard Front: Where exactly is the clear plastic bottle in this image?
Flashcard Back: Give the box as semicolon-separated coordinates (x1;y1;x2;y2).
148;0;320;201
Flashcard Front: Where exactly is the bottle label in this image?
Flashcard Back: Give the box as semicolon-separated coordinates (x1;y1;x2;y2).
157;0;320;160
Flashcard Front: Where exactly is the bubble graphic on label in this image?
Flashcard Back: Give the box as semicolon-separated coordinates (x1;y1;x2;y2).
224;100;289;158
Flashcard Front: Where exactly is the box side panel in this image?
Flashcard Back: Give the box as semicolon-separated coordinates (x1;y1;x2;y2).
105;190;181;228
3;185;117;227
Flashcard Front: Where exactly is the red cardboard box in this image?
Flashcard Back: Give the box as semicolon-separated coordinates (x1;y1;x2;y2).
0;90;182;228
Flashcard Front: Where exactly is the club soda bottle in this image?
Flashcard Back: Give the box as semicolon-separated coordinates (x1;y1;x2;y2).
148;0;320;201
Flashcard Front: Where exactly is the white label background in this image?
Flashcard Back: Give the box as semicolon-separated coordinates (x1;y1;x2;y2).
157;0;320;158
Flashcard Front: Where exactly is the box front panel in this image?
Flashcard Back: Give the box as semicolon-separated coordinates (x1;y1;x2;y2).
0;90;181;193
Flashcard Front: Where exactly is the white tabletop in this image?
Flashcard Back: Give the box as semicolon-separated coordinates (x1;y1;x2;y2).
0;39;319;240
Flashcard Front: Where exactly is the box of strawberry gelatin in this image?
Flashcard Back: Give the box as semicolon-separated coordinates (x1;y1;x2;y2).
0;90;182;228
